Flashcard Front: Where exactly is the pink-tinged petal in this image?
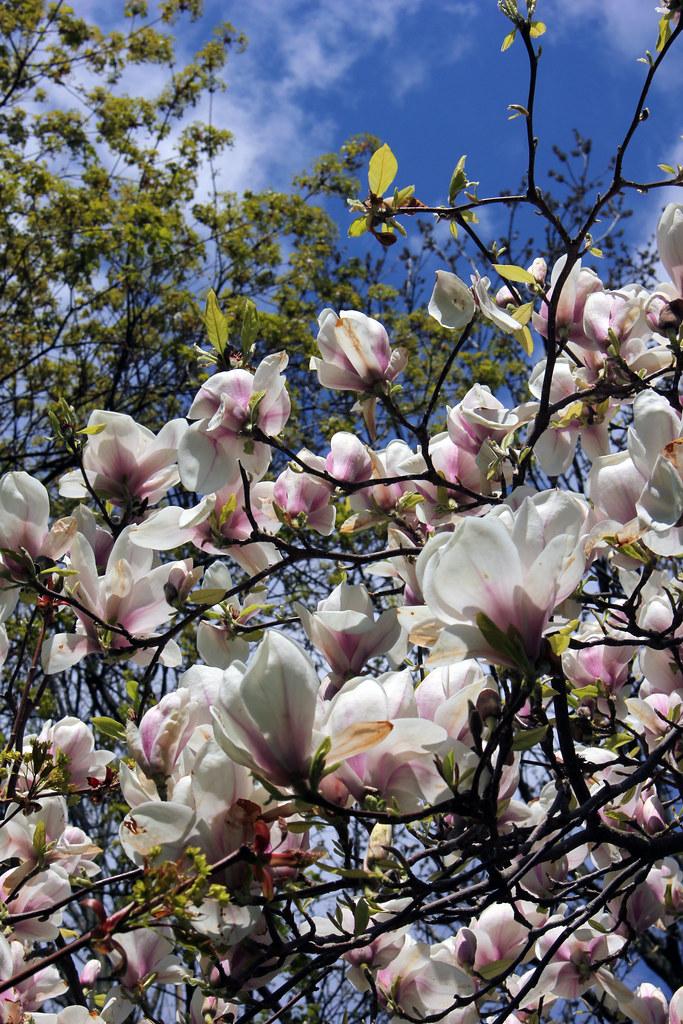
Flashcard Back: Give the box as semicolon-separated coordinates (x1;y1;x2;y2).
589;451;644;524
213;632;319;786
428;270;475;330
326;432;372;481
178;425;243;494
323;309;391;382
670;985;683;1024
534;427;576;476
42;634;96;675
310;356;365;392
628;391;681;476
385;346;408;381
120;801;195;860
658;203;683;295
130;505;197;550
0;471;50;558
419;516;524;631
307;504;336;535
637;454;683;532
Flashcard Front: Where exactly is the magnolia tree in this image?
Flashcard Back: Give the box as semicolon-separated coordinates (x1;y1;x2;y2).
3;3;683;1023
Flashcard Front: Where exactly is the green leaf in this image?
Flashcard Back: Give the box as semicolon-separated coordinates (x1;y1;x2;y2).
348;216;368;238
529;20;546;38
248;390;266;417
510;301;534;326
240;298;259;355
572;684;600;700
33;819;47;856
658;163;676;175
475;613;531;672
187;587;228;606
368;143;398;196
514;325;534;357
512;724;549;751
218;493;238;527
204;289;229;354
394;184;415;205
92;716;127;743
448;154;468;204
501;29;517;51
354;898;370;935
547;618;579;656
77;422;107;436
656;13;672;52
493;263;536;284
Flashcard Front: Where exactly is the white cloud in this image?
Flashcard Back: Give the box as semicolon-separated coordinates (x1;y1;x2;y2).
197;0;474;193
540;0;657;55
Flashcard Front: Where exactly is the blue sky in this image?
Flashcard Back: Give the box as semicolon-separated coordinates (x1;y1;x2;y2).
188;0;683;250
78;0;683;267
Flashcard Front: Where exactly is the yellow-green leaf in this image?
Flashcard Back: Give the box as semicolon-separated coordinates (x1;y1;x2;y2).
511;301;534;326
512;725;549;751
368;143;398;196
348;216;368;238
659;163;676;175
656;13;672;52
493;263;536;284
448;154;468;204
530;21;546;38
514;326;534;356
204;289;228;354
78;422;107;436
501;29;516;51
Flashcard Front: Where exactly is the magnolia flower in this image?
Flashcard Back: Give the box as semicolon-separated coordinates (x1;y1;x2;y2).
0;932;67;1021
0;471;75;577
311;308;407;393
32;716;113;789
130;478;280;576
312;901;410;993
126;688;200;779
589;390;683;555
1;866;72;942
211;631;323;787
452;901;544;979
179;352;291;493
346;439;418;521
428;270;475;329
325;431;372;482
472;274;524;335
375;936;474;1021
311;309;408;437
0;796;100;890
435;383;531;489
273;453;335;535
414;490;588;665
212;631;393;789
83;929;185;1024
527;356;611;475
519;922;626;1005
658;202;683;296
42;528;189;673
58;410;187;507
296;583;402;693
323;671;448;810
532;255;602;342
